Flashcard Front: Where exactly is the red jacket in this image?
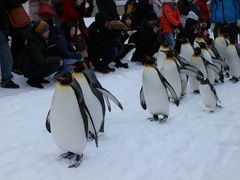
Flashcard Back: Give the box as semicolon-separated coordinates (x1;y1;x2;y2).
160;3;181;34
195;0;210;23
61;0;88;41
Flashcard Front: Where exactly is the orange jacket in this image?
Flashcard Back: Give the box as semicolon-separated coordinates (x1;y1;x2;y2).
160;2;181;34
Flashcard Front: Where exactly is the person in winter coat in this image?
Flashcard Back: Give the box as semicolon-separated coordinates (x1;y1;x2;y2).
153;0;162;20
160;0;182;51
3;0;30;74
210;0;240;42
131;12;161;64
131;0;155;29
57;22;88;73
0;1;19;88
61;0;89;41
87;12;125;73
28;0;53;21
195;0;210;38
184;11;199;45
96;0;120;20
22;20;62;88
178;0;199;27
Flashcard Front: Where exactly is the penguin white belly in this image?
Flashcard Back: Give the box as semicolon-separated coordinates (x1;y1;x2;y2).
214;37;227;61
74;73;103;133
199;84;216;110
154;52;166;71
179;43;194;63
143;68;169;116
161;61;182;99
189;56;208;91
225;45;240;78
202;50;215;84
179;44;194;95
50;84;87;154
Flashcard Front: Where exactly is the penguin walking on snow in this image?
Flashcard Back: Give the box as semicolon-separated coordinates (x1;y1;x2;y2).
224;41;240;83
197;76;221;112
46;72;98;168
72;62;123;136
188;47;208;93
140;58;180;121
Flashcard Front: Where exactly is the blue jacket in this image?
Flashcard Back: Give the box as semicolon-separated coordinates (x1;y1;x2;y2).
211;0;240;24
58;32;83;60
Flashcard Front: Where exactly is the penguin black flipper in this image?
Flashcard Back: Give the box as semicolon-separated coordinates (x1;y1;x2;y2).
83;103;99;147
205;61;222;74
212;58;227;67
205;78;221;104
95;87;123;110
71;79;98;147
234;44;240;58
153;66;180;106
180;64;204;78
70;79;89;138
45;109;51;133
104;96;111;112
174;55;190;66
83;70;106;116
140;86;147;110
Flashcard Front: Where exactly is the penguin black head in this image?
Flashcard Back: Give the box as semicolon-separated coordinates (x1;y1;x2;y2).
198;42;207;49
145;56;156;66
57;72;73;85
205;37;213;46
194;47;201;55
196;76;208;84
165;50;175;58
73;61;86;73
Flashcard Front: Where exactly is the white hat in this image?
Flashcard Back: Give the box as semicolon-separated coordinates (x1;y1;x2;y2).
187;11;199;21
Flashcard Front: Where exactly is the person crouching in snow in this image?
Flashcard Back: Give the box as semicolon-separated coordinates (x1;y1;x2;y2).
87;12;126;73
160;0;182;51
20;20;63;88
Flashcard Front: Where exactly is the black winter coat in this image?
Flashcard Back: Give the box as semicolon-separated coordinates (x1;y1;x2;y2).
87;22;120;58
26;32;60;66
0;1;10;33
130;21;161;56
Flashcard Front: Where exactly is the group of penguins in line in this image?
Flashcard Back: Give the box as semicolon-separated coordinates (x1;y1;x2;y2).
45;32;240;168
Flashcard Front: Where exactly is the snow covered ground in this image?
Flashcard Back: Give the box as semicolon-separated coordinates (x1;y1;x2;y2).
1;53;240;180
1;3;240;180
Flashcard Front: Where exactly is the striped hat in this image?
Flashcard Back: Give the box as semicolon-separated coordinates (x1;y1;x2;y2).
33;20;49;35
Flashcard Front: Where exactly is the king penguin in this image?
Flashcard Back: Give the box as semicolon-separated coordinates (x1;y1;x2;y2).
159;50;182;100
177;37;194;96
140;58;180;121
197;76;221;112
224;40;240;83
189;47;208;93
47;72;98;168
72;62;123;135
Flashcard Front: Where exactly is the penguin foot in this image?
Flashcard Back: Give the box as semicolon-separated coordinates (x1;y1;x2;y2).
61;151;75;159
69;154;83;168
230;77;239;83
159;115;168;122
88;131;95;140
193;90;200;94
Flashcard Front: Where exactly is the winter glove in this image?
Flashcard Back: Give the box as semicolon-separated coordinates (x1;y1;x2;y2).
237;19;240;28
210;23;215;32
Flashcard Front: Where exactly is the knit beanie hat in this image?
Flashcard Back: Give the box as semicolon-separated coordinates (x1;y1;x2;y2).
33;20;49;35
